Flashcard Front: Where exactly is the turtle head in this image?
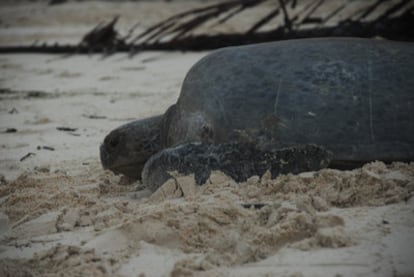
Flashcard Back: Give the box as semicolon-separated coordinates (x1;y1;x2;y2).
100;115;162;179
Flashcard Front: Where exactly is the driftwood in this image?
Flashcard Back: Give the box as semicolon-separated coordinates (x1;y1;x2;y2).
134;10;414;51
79;16;122;51
133;0;413;50
0;0;413;54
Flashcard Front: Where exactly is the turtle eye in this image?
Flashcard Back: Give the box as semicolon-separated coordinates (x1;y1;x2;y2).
105;134;120;149
109;137;119;148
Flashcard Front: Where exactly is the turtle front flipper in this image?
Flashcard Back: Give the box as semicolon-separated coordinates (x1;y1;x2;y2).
142;143;332;192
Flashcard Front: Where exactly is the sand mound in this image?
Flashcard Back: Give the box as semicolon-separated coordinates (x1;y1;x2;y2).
1;161;413;276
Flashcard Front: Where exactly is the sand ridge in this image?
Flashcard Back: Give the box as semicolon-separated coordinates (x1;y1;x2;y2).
0;161;413;276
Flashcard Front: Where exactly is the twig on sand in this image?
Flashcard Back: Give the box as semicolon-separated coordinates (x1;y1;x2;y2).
20;152;36;162
4;128;17;133
37;146;55;151
56;127;78;132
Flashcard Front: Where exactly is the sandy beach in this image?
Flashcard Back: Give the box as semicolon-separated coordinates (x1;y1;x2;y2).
0;1;413;276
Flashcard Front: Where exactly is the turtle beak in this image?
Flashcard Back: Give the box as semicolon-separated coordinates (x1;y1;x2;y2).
100;143;112;170
100;130;123;169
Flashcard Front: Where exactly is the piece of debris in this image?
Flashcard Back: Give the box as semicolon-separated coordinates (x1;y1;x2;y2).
141;56;161;63
20;152;36;162
0;1;412;54
25;91;49;98
121;66;146;71
4;128;17;133
37;146;55;151
79;15;127;52
8;108;18;114
34;166;50;173
56;127;78;132
82;114;107;119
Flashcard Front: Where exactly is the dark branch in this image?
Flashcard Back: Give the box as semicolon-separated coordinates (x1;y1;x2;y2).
0;0;413;54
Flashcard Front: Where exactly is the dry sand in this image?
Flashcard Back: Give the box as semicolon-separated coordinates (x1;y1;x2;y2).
1;1;414;276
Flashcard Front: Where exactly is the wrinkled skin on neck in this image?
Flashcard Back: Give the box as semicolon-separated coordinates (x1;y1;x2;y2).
100;115;162;179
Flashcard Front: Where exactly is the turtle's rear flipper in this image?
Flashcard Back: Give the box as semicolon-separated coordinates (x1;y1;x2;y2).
142;143;332;192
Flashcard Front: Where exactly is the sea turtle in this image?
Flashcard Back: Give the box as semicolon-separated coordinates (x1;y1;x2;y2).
100;38;414;192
